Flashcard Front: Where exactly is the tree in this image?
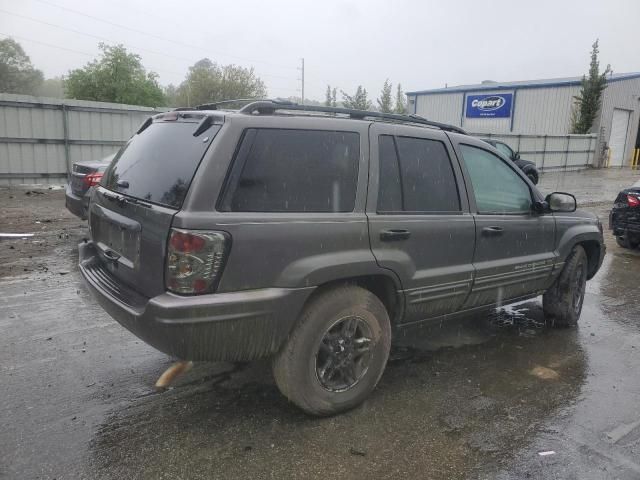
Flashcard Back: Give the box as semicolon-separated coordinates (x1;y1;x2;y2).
174;58;267;107
394;83;407;114
37;77;64;98
325;85;332;107
331;88;337;107
163;83;179;107
0;38;44;95
65;43;165;106
570;40;611;134
377;79;393;113
341;85;372;110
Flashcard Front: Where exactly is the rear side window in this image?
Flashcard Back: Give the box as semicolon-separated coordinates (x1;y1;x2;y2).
377;135;460;213
220;129;360;212
102;121;219;209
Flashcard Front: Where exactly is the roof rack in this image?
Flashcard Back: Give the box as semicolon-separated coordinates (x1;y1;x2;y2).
237;100;467;135
177;98;293;111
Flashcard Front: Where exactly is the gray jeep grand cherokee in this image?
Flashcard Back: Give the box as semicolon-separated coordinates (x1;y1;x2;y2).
79;100;605;416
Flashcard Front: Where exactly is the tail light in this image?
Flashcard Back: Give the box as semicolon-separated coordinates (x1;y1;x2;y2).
83;172;104;188
627;194;640;207
165;228;229;295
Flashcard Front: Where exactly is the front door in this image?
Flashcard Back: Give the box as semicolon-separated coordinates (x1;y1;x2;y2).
454;141;556;307
367;124;476;323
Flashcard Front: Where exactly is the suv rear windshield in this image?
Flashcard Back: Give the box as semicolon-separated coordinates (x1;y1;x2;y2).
102;121;219;208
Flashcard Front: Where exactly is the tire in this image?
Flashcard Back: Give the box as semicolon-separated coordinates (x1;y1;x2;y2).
616;234;638;249
272;285;391;416
543;245;588;328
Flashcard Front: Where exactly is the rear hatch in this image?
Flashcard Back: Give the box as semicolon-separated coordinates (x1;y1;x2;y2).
89;112;221;298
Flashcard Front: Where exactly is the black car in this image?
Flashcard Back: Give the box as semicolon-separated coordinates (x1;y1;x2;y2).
480;139;539;184
65;154;115;220
609;180;640;248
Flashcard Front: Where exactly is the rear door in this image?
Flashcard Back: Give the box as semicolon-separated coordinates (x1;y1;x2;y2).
89;114;221;298
453;140;556;307
367;123;476;323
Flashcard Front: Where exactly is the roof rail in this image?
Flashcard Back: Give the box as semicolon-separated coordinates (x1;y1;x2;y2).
237;100;467;134
173;98;293;112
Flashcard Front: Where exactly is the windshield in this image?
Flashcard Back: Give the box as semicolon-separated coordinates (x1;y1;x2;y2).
102;121;218;208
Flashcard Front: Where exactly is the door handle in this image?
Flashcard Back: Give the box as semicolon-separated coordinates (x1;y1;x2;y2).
380;229;411;241
103;249;121;262
481;226;504;237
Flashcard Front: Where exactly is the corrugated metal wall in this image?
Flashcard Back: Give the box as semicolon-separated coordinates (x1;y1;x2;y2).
414;92;463;127
0;93;164;185
411;77;640;167
511;86;580;134
598;77;640;166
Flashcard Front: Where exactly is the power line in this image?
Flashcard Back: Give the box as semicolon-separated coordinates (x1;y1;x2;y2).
0;7;295;81
31;0;297;71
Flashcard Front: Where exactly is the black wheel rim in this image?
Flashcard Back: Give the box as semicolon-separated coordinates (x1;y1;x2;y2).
315;316;373;392
572;265;586;316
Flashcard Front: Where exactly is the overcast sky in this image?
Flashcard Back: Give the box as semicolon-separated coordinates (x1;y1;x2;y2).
1;0;639;101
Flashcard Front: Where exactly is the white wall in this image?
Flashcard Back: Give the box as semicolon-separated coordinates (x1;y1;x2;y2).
598;77;640;166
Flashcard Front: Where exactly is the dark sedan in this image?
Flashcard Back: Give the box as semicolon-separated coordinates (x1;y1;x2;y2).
610;180;640;249
480;139;540;184
65;154;115;220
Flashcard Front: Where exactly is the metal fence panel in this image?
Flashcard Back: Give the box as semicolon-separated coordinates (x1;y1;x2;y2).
472;132;598;171
0;93;164;185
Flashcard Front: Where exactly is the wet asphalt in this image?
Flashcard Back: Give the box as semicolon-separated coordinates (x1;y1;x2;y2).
1;190;640;479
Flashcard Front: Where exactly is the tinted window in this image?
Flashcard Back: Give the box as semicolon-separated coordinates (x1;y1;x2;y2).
377;135;460;213
103;121;218;208
460;145;531;214
494;142;514;159
221;129;359;212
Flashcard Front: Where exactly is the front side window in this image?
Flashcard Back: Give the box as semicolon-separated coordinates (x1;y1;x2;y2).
220;129;359;212
459;144;532;214
494;142;514;159
377;135;461;213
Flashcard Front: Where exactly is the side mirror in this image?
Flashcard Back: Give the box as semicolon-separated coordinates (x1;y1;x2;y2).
514;152;521;160
546;192;577;212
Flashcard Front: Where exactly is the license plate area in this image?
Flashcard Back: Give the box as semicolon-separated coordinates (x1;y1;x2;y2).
90;205;141;270
71;174;86;195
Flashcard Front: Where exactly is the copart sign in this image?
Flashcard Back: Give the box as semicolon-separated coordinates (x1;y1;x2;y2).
465;93;513;118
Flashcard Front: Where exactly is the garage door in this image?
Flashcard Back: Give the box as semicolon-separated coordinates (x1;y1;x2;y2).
609;108;631;167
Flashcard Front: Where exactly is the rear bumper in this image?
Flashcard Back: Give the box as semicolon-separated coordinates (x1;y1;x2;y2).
65;185;89;220
79;241;314;361
609;209;640;237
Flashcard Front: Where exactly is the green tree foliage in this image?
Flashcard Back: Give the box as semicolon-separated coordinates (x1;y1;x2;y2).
571;40;611;134
65;43;165;106
163;83;179;107
341;85;372;110
174;58;267;107
377;79;393;113
324;85;338;107
0;38;44;95
394;83;407;114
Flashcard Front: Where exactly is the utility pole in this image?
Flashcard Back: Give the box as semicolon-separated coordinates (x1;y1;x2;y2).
299;58;305;105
